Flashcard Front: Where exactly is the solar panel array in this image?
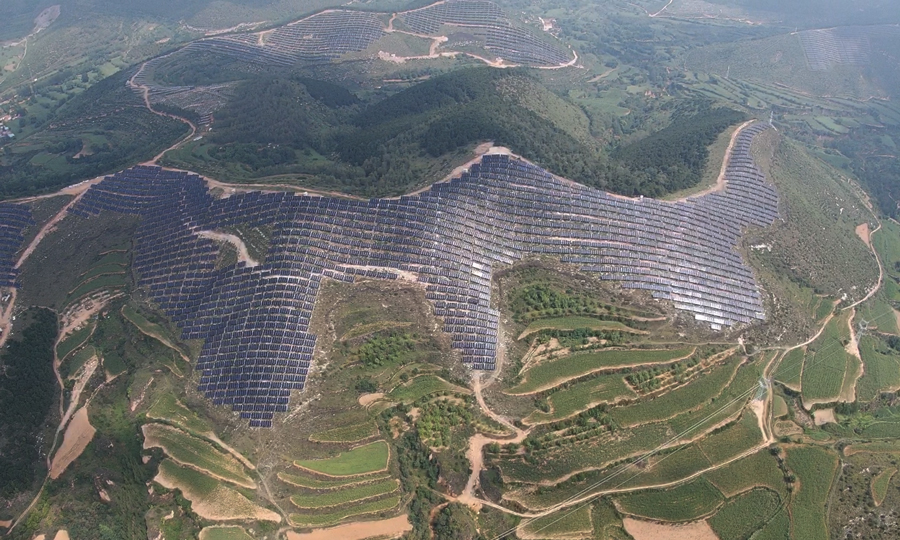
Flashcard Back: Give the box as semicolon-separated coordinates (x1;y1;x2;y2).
67;122;777;427
0;204;34;287
798;27;872;71
210;10;385;66
398;0;572;67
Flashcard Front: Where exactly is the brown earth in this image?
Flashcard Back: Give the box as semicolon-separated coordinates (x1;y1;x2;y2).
284;515;412;540
154;465;280;522
622;518;718;540
358;393;385;407
50;407;96;479
52;530;70;540
813;408;836;426
142;424;257;489
856;223;872;248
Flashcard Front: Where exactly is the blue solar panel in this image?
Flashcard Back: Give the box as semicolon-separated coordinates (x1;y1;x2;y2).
59;123;778;427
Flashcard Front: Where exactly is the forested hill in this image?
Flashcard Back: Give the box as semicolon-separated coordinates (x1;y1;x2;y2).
613;106;748;196
195;68;746;198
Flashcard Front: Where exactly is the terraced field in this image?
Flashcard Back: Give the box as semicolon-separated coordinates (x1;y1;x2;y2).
799;310;858;406
309;422;378;443
524;372;635;424
155;460;279;522
278;471;392;490
786;446;839;540
293;441;390;477
615;478;724;522
519;505;593;539
609;355;741;427
871;468;896;506
704;449;788;498
147;394;214;436
289;478;399;509
508;347;695;395
709;488;783;540
289;495;402;528
142;423;255;488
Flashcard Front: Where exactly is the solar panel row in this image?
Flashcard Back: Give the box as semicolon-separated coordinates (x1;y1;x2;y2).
63;122;778;427
0;204;34;288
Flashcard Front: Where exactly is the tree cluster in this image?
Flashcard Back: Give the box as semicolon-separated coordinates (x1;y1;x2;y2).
0;308;58;497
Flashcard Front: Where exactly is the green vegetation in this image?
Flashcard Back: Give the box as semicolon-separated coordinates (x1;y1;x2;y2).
520;505;593;538
433;503;478;540
155;459;277;522
497;421;671;484
103;350;128;377
709;488;783;540
0;308;58;497
749;134;878;310
786;446;839;540
388;374;463;403
526;372;634;424
278;471;391;490
615;478;724;522
353;333;421;367
60;345;97;380
613;106;747;196
697;412;763;464
121;303;189;358
774;348;804;389
844;440;900;455
626;355;701;393
142;423;254;487
857;335;900;401
290;478;399;509
289;495;402;528
146;394;213;436
508;347;693;394
871;468;896;506
17;212;138;310
56;321;96;361
309;422;378;443
773;395;789;418
294;441;390;477
416;399;473;448
800;311;856;405
705;449;788;498
1;71;190;199
520;317;640;339
609;356;739;427
199;526;254;540
510;282;649;324
67;273;128;303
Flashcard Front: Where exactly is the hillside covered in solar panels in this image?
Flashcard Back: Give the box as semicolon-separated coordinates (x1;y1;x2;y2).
4;0;900;539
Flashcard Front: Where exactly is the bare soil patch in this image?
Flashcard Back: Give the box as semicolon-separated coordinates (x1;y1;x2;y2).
856;223;872;248
154;466;279;522
53;530;70;540
775;420;803;437
284;515;412;540
50;407;96;479
750;399;771;444
622;518;718;540
60;291;120;338
197;231;258;267
813;408;836;426
358;393;384;408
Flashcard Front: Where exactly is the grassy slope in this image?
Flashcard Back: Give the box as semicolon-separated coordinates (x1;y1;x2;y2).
293;441;389;477
508;347;694;394
786;446;839;540
615;477;724;522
